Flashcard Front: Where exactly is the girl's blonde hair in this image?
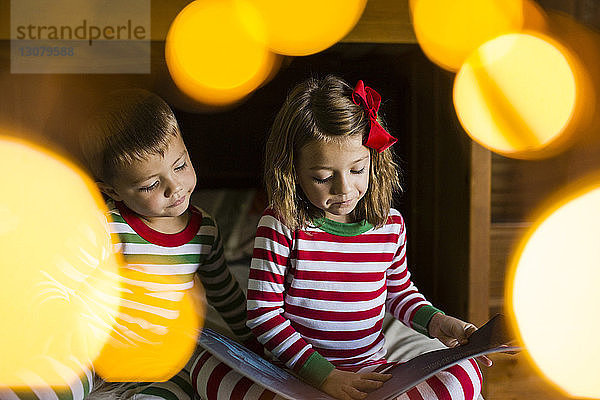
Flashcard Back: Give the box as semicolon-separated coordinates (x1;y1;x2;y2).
78;88;180;184
265;75;401;230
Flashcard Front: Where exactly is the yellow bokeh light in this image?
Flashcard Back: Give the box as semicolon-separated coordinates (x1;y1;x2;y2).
0;136;122;387
165;0;279;106
94;271;205;381
507;175;600;398
242;0;367;56
453;33;578;158
543;12;600;144
410;0;527;71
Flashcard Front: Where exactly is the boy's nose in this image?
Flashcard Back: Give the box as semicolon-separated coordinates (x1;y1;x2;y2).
165;179;183;197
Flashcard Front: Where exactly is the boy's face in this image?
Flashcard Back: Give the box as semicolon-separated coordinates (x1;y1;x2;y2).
101;134;197;220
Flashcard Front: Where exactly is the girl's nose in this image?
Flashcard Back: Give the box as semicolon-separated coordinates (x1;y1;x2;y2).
332;175;351;195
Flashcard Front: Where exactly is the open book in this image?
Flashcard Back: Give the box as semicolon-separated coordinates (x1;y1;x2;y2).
198;314;519;400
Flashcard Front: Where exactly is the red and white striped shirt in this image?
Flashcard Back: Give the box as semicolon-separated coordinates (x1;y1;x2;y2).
247;208;441;386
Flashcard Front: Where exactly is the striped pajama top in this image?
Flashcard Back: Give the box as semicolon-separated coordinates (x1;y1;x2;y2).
246;208;441;387
108;200;252;343
1;201;252;400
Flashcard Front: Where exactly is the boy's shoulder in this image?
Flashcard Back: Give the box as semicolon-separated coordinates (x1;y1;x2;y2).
105;198;125;223
189;204;217;229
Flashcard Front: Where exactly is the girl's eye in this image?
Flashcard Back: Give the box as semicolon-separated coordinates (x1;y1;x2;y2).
139;181;159;192
351;167;366;175
312;176;331;184
175;162;187;172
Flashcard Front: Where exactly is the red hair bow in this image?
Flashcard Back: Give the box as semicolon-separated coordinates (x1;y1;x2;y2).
352;80;397;152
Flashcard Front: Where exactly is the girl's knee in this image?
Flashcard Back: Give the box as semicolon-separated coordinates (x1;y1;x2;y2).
439;359;483;400
401;359;482;400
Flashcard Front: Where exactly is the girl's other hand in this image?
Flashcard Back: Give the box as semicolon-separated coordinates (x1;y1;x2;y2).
428;313;493;367
320;368;391;400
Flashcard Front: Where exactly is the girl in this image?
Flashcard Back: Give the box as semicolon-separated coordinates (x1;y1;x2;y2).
191;76;487;400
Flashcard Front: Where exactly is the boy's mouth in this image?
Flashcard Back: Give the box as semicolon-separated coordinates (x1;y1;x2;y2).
168;195;186;208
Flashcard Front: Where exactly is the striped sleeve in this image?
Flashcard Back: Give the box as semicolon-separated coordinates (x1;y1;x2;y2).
246;210;334;386
196;215;252;341
0;365;94;400
384;211;442;335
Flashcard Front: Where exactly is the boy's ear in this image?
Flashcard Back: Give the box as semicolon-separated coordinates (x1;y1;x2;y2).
96;181;122;201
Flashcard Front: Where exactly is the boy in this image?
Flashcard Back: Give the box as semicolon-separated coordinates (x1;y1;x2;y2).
76;88;256;399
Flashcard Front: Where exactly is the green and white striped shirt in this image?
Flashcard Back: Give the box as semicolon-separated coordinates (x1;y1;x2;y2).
108;200;251;342
2;200;251;400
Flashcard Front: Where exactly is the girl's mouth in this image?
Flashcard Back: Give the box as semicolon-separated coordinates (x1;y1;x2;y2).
332;199;352;206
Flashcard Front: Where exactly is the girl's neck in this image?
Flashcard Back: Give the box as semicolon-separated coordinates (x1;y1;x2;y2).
324;211;357;223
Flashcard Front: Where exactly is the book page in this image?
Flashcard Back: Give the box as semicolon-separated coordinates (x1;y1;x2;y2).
198;314;518;400
366;314;519;400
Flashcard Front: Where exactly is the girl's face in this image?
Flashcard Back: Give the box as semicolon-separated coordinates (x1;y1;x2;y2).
296;135;370;223
100;133;197;229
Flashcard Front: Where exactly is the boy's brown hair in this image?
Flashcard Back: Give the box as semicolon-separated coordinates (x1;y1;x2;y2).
264;75;401;230
79;88;180;184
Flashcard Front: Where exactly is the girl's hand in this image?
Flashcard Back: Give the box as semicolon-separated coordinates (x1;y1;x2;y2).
428;313;493;367
320;368;391;400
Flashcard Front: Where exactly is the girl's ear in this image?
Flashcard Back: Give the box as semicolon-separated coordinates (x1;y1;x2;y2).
96;181;122;201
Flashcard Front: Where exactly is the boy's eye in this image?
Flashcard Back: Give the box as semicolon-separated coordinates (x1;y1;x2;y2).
351;167;366;175
174;162;187;172
139;181;159;192
312;176;331;184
